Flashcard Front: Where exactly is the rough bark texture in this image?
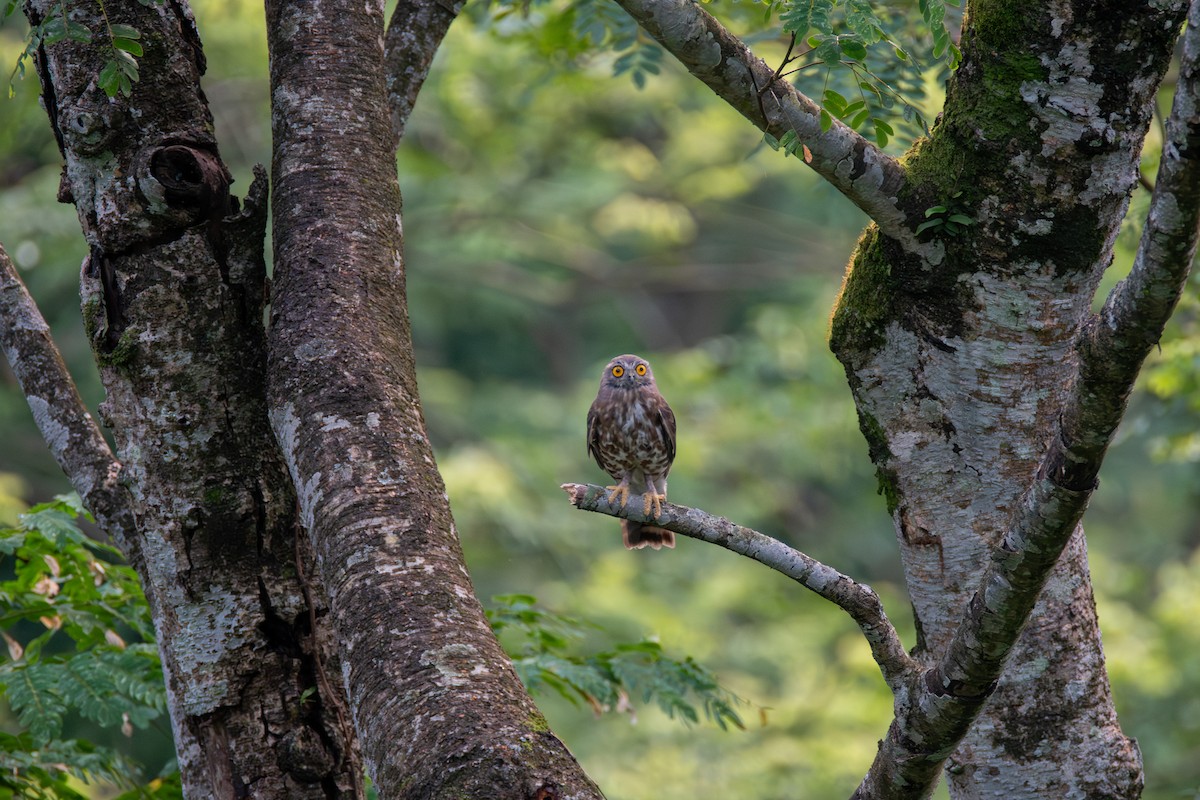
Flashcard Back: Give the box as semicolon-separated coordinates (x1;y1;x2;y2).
384;0;463;145
605;0;1198;795
828;1;1188;797
264;1;604;797
24;1;361;796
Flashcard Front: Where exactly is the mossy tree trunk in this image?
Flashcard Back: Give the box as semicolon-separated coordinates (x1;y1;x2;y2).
829;3;1182;795
21;0;362;796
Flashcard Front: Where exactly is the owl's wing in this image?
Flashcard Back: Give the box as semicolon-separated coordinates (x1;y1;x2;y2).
656;397;677;465
586;403;601;464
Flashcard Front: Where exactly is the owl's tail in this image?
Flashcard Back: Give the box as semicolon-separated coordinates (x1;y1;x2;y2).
622;521;675;550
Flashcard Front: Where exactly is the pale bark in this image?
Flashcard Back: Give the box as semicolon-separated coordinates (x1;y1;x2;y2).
264;1;603;797
20;0;360;795
831;1;1188;797
384;0;463;145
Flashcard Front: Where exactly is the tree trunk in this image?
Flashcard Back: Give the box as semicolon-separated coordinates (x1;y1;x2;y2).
263;0;604;797
24;0;361;795
829;1;1185;795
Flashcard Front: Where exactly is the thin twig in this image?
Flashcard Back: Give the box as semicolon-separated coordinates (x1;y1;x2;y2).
561;482;919;690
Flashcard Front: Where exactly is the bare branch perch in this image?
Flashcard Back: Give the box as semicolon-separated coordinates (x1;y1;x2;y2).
609;0;919;251
561;482;919;690
0;242;139;562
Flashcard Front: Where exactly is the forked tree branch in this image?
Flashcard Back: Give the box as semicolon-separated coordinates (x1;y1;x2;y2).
384;0;463;147
609;0;919;251
561;482;919;690
0;242;139;562
852;4;1200;797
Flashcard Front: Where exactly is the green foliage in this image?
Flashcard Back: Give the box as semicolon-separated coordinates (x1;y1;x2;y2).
2;0;157;98
488;594;745;729
753;0;960;148
0;496;176;797
914;190;973;238
468;0;956;144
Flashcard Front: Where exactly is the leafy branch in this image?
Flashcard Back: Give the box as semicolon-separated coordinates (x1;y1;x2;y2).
3;0;159;98
488;593;746;729
0;496;171;796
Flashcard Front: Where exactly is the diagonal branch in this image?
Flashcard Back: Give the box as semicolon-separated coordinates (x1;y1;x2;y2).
852;3;1200;797
609;0;917;250
561;482;919;691
383;0;463;147
0;241;139;563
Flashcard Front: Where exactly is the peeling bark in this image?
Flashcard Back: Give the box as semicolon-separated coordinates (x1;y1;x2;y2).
264;0;603;797
23;0;361;795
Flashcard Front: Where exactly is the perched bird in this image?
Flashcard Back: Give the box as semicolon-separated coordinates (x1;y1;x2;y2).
586;354;677;550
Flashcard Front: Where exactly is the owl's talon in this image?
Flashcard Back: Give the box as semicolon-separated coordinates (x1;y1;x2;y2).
643;492;666;519
605;483;631;509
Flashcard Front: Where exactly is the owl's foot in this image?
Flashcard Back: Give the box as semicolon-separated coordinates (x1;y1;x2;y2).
605;482;632;509
643;492;666;519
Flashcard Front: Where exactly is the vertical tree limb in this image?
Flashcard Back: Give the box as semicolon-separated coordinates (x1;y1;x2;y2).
24;0;362;793
264;0;603;796
852;3;1200;796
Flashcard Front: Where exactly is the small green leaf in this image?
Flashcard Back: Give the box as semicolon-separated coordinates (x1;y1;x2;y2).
850;108;870;129
493;593;539;607
109;23;142;39
97;61;123;97
915;219;943;235
41;16;67;44
762;132;781;150
819;108;833;133
822;89;846;112
948;214;975;225
839;38;867;60
113;38;143;57
925;205;948;217
874;118;894;136
65;20;93;42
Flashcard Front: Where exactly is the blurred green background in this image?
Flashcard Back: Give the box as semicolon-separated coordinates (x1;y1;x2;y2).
1;1;1198;798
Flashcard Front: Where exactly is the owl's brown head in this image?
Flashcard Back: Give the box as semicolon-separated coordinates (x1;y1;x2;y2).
600;354;656;390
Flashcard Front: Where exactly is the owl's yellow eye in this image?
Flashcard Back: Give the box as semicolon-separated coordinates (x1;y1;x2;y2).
635;364;647;376
612;365;625;377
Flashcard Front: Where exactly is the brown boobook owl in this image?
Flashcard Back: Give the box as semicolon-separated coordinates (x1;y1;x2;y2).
586;354;677;550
